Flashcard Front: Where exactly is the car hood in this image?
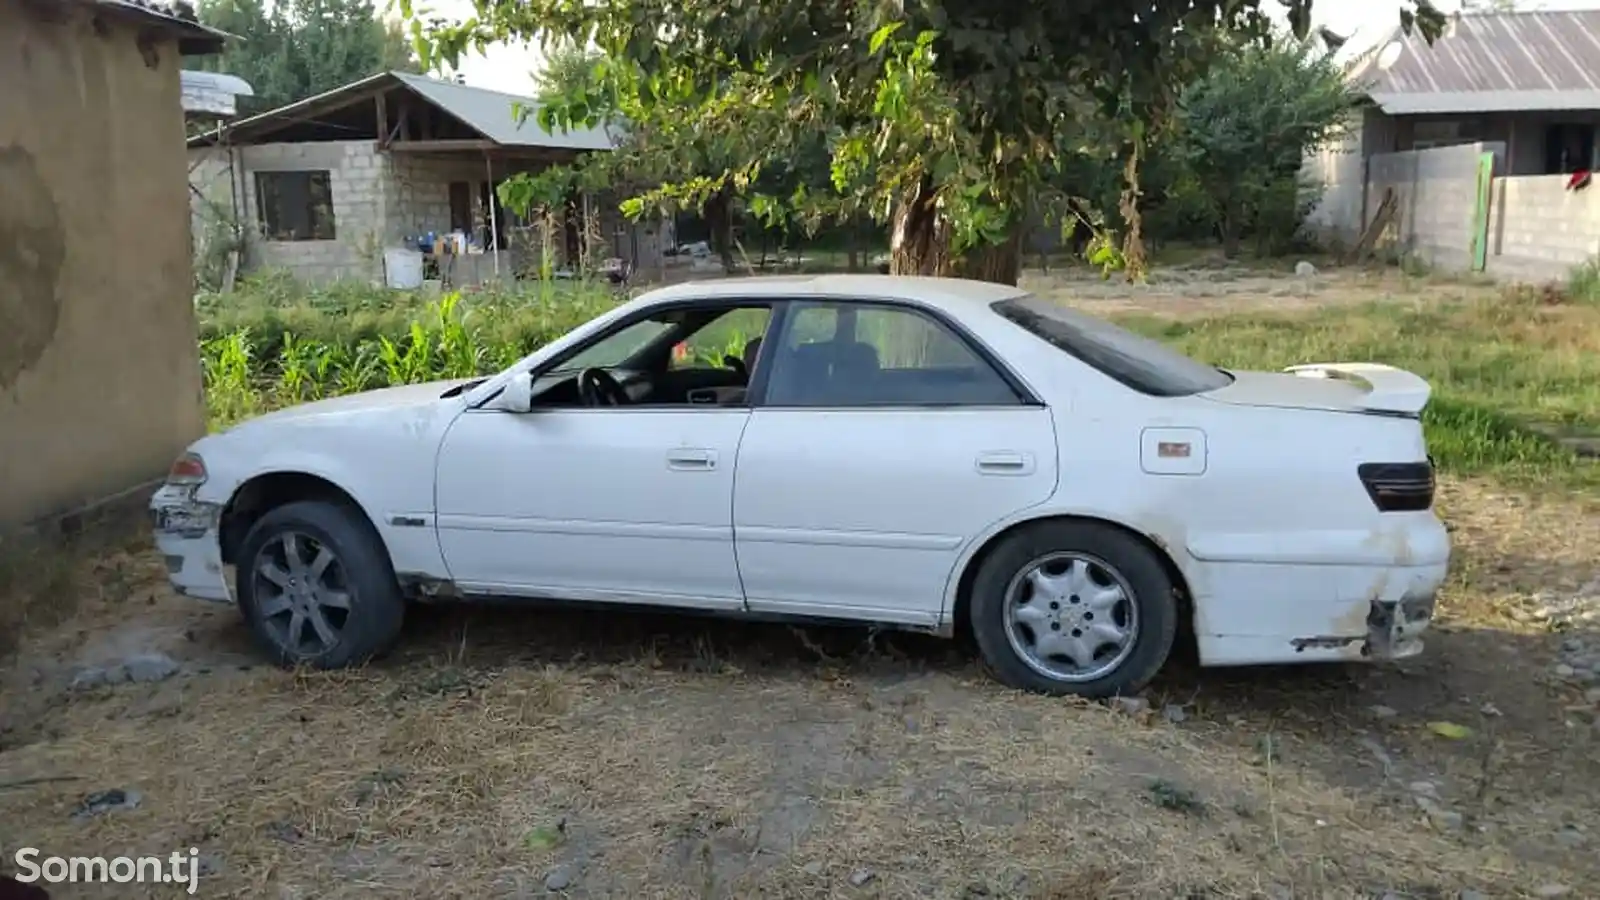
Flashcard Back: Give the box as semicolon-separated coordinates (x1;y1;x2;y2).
231;380;472;428
1202;363;1431;416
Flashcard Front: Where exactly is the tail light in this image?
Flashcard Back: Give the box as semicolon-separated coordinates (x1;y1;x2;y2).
166;452;208;486
1357;461;1434;512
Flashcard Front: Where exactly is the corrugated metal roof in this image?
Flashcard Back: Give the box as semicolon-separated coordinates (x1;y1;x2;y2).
1357;9;1600;114
188;71;617;150
181;69;253;117
85;0;231;55
392;73;616;150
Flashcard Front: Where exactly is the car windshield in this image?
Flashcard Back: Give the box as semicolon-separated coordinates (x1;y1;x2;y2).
991;295;1233;397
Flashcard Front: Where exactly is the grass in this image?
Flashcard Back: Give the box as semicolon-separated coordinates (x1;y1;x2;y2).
1;477;1596;897
1116;282;1600;492
6;263;1591;897
200;267;1600;495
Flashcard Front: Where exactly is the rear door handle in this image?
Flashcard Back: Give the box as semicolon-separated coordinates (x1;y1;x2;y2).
667;448;717;471
976;451;1035;475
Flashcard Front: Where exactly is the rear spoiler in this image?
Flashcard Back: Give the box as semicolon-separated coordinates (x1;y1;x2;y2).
1283;362;1431;416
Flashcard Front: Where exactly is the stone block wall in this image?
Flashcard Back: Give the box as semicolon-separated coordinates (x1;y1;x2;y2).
1487;174;1600;281
188;140;390;285
1366;141;1502;273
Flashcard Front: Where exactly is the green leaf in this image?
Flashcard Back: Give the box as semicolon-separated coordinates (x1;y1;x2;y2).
868;22;903;55
522;824;565;851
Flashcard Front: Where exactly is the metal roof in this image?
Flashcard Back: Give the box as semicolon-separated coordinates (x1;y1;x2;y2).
188;70;616;150
1354;9;1600;115
391;73;615;151
181;70;254;118
83;0;231;55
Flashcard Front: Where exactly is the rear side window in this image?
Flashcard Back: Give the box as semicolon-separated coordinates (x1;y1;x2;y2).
991;295;1233;397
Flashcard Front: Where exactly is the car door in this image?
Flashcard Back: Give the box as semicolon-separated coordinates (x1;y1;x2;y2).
732;299;1060;627
432;305;772;610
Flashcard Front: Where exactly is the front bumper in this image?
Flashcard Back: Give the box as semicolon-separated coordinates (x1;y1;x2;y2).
149;485;231;603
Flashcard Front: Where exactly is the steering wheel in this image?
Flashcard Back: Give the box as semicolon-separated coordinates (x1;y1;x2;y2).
577;367;630;407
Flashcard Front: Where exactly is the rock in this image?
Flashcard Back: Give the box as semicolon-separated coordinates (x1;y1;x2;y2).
1534;885;1572;898
1562;638;1586;653
1459;891;1488;900
1555;664;1577;679
70;788;143;821
1294;260;1318;277
848;868;876;887
542;865;574;892
1369;704;1398;719
70;667;110;690
1413;795;1462;831
1584;688;1600;706
1429;808;1465;831
121;653;180;683
1556;827;1586;848
1407;780;1439;799
1111;696;1148;716
801;861;824;877
1163;704;1188;724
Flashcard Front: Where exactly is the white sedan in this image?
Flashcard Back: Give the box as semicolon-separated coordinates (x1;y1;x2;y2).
151;275;1449;698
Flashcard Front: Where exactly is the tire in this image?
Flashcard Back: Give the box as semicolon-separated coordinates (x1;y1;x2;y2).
968;520;1177;699
235;499;405;669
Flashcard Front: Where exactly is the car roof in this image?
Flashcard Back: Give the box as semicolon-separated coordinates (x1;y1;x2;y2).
637;274;1029;319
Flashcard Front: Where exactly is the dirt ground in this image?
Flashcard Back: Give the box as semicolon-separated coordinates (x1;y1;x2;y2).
2;265;1596;900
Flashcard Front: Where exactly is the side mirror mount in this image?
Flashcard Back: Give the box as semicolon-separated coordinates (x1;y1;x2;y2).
487;371;535;413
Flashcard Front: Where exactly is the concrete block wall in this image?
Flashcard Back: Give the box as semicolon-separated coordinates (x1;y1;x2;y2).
391;155;492;244
1302;110;1372;245
1366;141;1502;273
200;140;391;285
1487;175;1600;281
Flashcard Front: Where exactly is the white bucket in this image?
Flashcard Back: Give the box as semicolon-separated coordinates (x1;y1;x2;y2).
384;248;425;289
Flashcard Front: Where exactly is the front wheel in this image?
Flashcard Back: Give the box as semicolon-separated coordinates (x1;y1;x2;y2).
235;500;406;669
968;520;1177;698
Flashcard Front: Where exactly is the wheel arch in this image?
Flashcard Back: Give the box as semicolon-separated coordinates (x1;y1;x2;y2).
219;470;382;566
945;512;1197;658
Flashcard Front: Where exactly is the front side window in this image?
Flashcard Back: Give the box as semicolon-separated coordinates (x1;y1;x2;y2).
255;170;336;241
763;301;1020;407
991;295;1232;397
555;316;678;372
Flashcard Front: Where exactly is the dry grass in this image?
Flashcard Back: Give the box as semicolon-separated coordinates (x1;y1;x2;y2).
0;486;1595;899
3;264;1598;899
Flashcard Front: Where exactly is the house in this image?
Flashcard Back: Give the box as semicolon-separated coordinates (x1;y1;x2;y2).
1306;9;1600;279
1;0;226;532
187;71;669;287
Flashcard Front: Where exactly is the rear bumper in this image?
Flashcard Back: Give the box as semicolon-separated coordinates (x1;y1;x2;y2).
149;485;231;604
1188;514;1449;667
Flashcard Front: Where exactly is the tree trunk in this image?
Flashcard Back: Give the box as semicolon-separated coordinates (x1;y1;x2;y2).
1220;198;1243;258
888;178;1021;285
704;187;736;273
1118;140;1148;284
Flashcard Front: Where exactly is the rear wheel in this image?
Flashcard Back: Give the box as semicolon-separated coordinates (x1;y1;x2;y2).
235;500;405;669
968;520;1177;698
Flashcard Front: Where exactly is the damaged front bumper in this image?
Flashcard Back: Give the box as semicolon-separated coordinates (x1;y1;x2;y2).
149;484;231;604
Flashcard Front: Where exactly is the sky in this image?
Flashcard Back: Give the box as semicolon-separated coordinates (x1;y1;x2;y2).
420;0;1600;96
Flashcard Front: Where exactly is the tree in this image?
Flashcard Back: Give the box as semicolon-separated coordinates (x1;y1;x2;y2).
1177;35;1361;257
412;0;1444;286
198;0;417;114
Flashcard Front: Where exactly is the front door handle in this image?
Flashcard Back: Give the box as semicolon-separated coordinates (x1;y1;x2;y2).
976;450;1035;475
667;448;717;471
